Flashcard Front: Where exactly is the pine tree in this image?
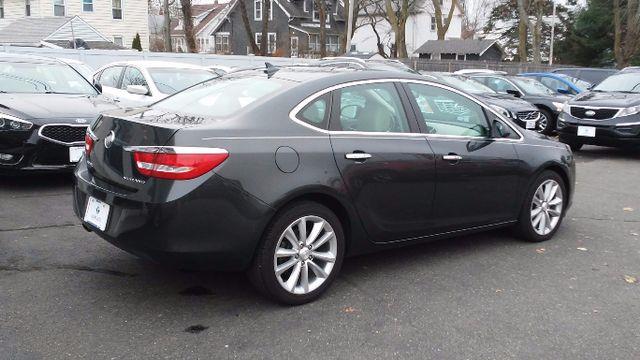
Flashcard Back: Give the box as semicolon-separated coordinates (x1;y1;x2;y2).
132;33;143;51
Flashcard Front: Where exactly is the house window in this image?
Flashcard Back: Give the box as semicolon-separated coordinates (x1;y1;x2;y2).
112;0;123;19
83;0;93;12
25;0;31;16
309;34;319;52
53;0;65;16
312;6;329;22
215;33;230;54
254;0;273;20
113;36;124;47
430;16;436;31
255;33;277;54
326;35;339;53
290;36;298;57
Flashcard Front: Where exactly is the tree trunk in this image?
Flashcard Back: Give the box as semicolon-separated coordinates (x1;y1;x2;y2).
318;0;327;57
516;0;528;62
260;0;271;55
180;0;197;53
385;0;408;58
531;0;542;64
239;0;259;54
434;0;457;40
370;23;388;58
163;0;172;52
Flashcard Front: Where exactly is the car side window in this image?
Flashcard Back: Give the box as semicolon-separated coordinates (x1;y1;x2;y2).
540;77;574;94
481;77;517;94
298;94;330;130
98;66;123;88
121;67;148;90
334;82;410;133
407;83;490;138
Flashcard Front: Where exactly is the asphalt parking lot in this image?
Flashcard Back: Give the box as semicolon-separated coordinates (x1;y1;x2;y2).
1;146;639;360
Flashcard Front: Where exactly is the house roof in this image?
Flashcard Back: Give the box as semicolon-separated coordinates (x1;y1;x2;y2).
0;16;121;49
414;39;502;56
171;3;228;37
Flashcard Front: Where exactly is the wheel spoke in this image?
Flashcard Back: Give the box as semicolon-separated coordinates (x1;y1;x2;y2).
306;220;324;246
275;258;298;276
275;248;298;258
548;208;561;217
297;218;307;245
300;262;309;293
532;212;543;227
310;231;333;249
543;183;553;201
549;198;563;206
308;260;328;279
538;212;547;233
285;262;302;291
548;184;559;201
311;251;336;263
284;227;300;250
531;207;542;217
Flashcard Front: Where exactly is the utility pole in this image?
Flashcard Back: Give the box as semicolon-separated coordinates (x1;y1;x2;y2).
549;0;556;65
345;0;355;54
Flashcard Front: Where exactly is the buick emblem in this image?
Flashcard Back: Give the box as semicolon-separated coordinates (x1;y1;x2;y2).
104;131;115;149
585;110;596;117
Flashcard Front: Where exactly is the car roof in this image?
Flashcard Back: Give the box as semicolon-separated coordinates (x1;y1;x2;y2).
97;60;211;70
0;52;66;65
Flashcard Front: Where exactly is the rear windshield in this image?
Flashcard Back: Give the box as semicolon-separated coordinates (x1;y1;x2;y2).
151;75;290;118
148;68;217;94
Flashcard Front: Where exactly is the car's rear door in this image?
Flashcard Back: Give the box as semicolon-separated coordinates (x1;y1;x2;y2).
329;81;437;243
402;81;524;233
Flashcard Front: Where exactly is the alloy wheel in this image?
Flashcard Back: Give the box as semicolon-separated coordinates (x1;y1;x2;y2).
530;179;563;236
273;216;337;295
536;113;548;133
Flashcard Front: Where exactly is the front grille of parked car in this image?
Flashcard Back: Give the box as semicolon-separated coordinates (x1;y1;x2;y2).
516;111;541;121
39;124;88;145
570;107;619;120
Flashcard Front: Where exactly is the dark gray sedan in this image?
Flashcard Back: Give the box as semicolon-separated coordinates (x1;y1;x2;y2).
74;67;575;304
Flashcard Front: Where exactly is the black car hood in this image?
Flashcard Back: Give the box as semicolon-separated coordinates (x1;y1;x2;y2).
476;93;537;111
570;91;640;107
0;93;120;124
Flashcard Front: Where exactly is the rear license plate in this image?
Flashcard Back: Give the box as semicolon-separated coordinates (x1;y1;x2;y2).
69;146;84;163
577;126;596;137
526;120;537;129
84;196;110;231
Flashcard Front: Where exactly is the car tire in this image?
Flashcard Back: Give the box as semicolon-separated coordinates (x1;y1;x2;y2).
515;170;567;242
536;108;556;135
248;201;345;305
559;136;583;152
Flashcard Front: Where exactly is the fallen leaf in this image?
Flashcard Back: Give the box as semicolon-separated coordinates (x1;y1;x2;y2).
495;289;503;293
536;248;546;254
631;233;639;236
623;207;634;212
624;275;637;284
577;247;588;251
343;306;357;313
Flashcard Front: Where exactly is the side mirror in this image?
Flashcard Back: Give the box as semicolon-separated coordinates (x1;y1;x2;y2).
126;85;150;96
93;81;102;93
557;88;571;94
506;89;522;98
492;119;512;138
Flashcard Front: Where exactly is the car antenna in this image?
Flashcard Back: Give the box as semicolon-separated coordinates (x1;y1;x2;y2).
264;62;280;78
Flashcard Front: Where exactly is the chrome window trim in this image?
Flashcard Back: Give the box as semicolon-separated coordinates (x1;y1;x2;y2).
38;123;89;146
289;78;524;142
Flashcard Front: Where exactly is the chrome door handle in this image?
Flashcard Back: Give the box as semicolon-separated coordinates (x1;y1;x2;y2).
442;154;462;161
345;152;372;160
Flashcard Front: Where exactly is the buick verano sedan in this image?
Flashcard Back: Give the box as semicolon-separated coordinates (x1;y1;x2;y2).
74;67;575;304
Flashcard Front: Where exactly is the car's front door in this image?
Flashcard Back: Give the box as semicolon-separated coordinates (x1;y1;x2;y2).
403;82;524;233
329;81;437;243
118;66;153;106
95;66;125;102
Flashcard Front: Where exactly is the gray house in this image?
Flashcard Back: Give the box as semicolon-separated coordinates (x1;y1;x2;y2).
211;0;345;57
414;39;504;61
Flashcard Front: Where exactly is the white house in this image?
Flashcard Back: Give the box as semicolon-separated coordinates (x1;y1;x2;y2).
351;0;463;57
0;0;149;50
171;3;232;53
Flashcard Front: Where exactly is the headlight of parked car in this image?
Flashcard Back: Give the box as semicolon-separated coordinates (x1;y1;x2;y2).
552;102;565;112
561;101;571;114
616;106;640;118
490;105;514;119
0;114;33;131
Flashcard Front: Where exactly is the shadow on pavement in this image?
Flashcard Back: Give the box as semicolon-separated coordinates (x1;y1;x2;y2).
0;172;74;193
575;145;640;161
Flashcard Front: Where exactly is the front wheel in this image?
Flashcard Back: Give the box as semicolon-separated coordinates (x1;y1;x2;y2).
536;108;556;135
515;171;567;242
248;202;345;305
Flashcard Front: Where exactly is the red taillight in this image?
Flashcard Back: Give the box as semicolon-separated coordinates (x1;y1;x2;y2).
85;132;94;155
132;147;228;180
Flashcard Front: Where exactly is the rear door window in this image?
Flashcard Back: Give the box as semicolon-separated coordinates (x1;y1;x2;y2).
298;94;330;130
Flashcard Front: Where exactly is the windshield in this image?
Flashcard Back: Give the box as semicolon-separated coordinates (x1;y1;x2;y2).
148;68;216;94
556;74;592;89
594;73;640;93
0;61;97;95
152;75;290;118
439;75;496;94
511;77;555;95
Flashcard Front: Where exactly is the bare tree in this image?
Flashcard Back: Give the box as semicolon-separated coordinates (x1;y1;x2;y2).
613;0;640;68
239;0;259;54
460;0;493;39
516;0;528;61
316;0;328;57
163;0;174;51
430;0;458;40
530;0;543;63
180;0;197;52
260;0;272;55
361;0;389;57
384;0;410;57
341;0;362;52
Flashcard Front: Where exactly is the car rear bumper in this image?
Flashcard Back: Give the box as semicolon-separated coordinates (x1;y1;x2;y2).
73;160;275;271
